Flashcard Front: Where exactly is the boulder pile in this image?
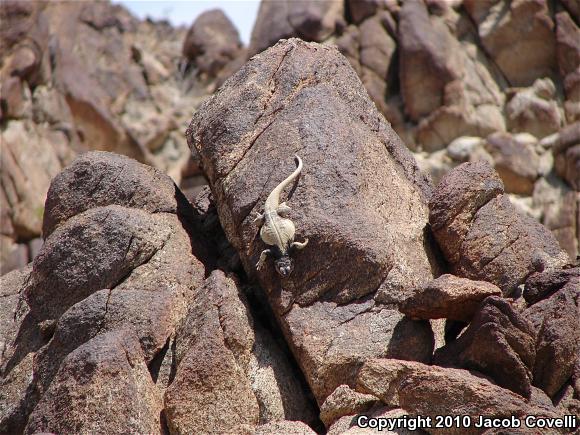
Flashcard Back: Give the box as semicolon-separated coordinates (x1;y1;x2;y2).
1;1;579;434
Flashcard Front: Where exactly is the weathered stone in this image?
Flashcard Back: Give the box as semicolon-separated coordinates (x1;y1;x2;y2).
400;274;502;322
182;9;242;78
164;271;260;434
24;331;164;434
398;0;459;121
430;161;568;294
556;11;580;78
434;296;536;398
327;407;413;435
253;420;317;435
24;205;170;321
187;39;437;404
42;151;180;237
505;79;562;139
0;120;72;239
524;266;580;305
248;1;344;56
552;124;580;191
356;359;560;435
524;283;580;398
319;384;378;428
483;132;541;195
447;136;484;162
474;0;556;87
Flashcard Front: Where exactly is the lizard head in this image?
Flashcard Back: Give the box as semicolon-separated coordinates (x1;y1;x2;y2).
274;256;294;277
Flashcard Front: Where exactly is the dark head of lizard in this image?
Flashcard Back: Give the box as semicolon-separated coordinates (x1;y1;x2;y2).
254;155;309;277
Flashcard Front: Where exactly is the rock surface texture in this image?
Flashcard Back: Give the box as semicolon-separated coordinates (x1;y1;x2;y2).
2;1;580;434
187;39;437;404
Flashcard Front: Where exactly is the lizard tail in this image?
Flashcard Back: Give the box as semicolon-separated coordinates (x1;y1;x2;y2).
265;155;303;210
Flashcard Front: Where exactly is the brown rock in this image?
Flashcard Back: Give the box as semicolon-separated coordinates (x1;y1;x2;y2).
187;39;436;403
524;283;580;398
0;120;72;239
434;296;536;398
505;79;562;139
398;0;460;121
524;266;580;305
253;421;317;435
347;0;390;24
356;359;560;435
24;205;170;321
483;132;541;195
42;151;180;237
0;76;31;120
182;9;242;78
24;331;164;434
164;271;260;434
400;274;502;322
430;161;568;294
556;11;580;78
319;385;378;428
474;0;556;87
553;123;580;190
248;2;344;57
327;407;412;435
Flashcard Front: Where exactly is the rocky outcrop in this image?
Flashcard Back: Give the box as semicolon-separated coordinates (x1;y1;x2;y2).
429;161;569;294
187;39;437;404
0;1;203;273
1;152;318;433
356;359;561;435
182;9;242;82
524;279;580;399
434;296;537;398
399;274;502;322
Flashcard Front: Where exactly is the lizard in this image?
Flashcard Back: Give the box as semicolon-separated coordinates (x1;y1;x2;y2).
254;155;309;277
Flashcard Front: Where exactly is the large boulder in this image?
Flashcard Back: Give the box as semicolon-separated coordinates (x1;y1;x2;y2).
248;1;344;57
434;296;537;398
182;9;242;79
187;39;437;403
429;161;568;294
524;281;580;398
356;359;561;435
466;0;556;87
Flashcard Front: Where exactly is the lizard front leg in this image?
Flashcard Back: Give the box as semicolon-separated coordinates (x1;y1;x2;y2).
253;212;265;225
256;249;272;270
291;238;309;250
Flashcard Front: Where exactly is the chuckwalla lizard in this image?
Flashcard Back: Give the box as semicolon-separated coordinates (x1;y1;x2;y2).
254;155;309;276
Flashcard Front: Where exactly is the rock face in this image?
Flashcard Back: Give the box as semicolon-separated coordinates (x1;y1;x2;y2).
434;296;537;398
429;161;569;294
399;274;502;322
1;151;319;434
356;359;561;435
0;1;205;273
187;39;437;403
182;9;242;80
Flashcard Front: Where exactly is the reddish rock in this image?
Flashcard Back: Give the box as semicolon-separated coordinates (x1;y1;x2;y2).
434;296;537;398
182;9;242;79
319;384;378;428
400;274;502;322
524;266;580;305
472;0;556;87
24;331;164;434
187;39;436;404
483;132;541;195
248;1;344;56
524;283;580;398
398;0;459;121
356;359;560;435
556;11;580;78
430;161;568;294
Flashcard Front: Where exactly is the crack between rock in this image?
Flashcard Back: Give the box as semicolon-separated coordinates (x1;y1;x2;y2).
96;288;113;335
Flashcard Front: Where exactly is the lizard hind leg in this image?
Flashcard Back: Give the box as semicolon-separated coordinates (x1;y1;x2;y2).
256;249;272;270
291;238;309;250
277;202;291;216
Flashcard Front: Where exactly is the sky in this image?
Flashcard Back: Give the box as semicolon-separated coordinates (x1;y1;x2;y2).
116;1;261;44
